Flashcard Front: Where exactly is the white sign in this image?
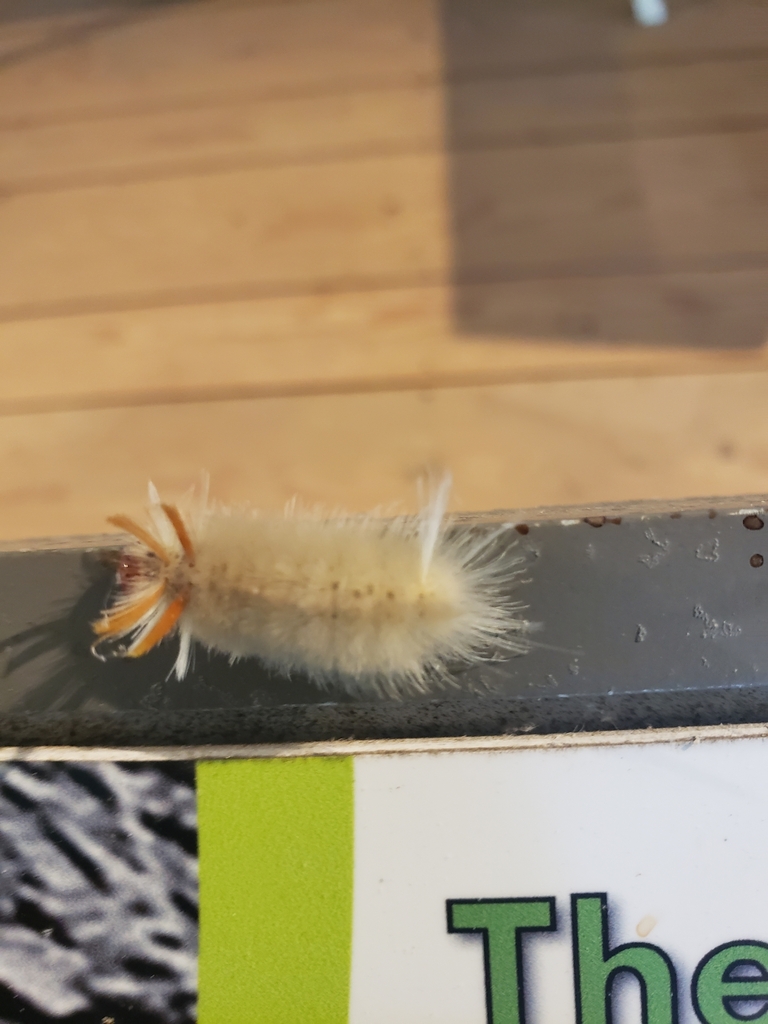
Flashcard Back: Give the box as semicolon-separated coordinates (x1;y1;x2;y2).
347;730;768;1024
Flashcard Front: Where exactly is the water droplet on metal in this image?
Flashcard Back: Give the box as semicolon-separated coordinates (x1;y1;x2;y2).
696;538;720;563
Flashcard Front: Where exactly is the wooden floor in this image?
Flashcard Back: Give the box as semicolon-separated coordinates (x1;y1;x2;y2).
2;0;768;539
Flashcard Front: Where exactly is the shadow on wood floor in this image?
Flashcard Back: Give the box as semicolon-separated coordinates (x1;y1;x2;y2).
440;0;768;347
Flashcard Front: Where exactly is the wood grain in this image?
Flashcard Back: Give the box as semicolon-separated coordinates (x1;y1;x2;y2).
0;153;449;316
2;280;768;417
448;131;768;275
0;0;441;126
0;85;444;192
6;56;768;193
2;0;768;542
4;131;768;320
1;371;767;541
439;0;768;77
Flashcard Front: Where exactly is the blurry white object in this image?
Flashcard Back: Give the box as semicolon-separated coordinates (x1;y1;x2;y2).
631;0;668;25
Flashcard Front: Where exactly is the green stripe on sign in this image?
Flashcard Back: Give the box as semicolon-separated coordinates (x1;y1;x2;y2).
197;756;354;1024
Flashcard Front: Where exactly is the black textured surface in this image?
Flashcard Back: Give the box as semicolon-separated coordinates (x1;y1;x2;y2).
0;762;196;1024
1;496;768;745
0;686;767;748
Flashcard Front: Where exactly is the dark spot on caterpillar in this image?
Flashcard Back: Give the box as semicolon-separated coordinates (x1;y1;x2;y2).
331;612;338;619
515;523;529;535
366;584;374;595
584;516;605;528
751;554;764;568
387;591;395;599
606;517;622;525
670;512;682;519
744;515;764;531
353;590;361;598
331;581;339;590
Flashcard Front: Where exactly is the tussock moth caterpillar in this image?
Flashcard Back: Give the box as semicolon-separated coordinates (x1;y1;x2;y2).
92;478;532;697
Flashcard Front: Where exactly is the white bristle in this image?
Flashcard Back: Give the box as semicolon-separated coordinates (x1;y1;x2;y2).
93;481;532;698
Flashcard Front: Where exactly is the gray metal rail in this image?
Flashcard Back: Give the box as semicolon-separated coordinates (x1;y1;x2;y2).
0;494;767;746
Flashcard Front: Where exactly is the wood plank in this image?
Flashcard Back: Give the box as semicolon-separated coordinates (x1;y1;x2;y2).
2;276;768;417
7;55;768;192
622;57;768;133
5;0;768;132
0;0;441;126
0;7;106;63
449;130;768;279
0;85;443;192
453;270;768;350
1;370;768;540
0;154;450;315
449;57;768;151
5;129;768;318
440;0;768;80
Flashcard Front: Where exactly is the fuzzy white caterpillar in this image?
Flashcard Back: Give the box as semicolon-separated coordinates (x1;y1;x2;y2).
92;480;531;697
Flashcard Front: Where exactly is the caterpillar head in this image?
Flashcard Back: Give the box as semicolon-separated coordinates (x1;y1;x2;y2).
91;503;195;663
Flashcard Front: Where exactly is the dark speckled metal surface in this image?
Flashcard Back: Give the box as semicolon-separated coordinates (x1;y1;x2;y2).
1;495;768;746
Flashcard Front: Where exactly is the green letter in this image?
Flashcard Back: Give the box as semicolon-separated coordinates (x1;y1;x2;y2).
692;941;768;1024
447;897;556;1024
572;894;677;1024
